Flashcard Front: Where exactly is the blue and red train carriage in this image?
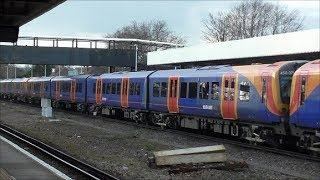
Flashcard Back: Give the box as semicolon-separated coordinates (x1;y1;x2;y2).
1;59;319;153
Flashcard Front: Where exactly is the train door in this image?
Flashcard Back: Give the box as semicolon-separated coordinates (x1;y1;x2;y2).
221;74;238;120
71;79;76;102
121;77;129;107
296;70;309;124
40;81;44;97
55;81;60;100
168;76;179;113
95;78;102;105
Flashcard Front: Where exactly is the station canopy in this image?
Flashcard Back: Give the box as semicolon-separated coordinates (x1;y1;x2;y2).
147;29;320;66
0;0;65;42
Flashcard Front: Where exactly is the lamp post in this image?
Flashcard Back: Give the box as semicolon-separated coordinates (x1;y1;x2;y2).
135;44;138;71
6;65;9;79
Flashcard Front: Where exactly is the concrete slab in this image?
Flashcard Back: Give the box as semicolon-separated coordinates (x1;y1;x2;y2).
153;145;226;166
41;98;51;108
42;107;52;117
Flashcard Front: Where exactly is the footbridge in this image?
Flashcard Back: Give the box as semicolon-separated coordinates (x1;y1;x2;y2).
0;36;184;70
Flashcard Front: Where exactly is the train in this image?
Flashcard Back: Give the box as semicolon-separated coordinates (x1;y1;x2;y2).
1;59;319;154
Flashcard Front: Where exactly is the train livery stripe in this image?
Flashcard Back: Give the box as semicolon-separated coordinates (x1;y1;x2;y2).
70;79;76;102
40;81;44;98
220;74;225;118
289;75;300;115
95;78;102;105
234;74;239;119
121;77;129;108
167;76;179;113
267;70;283;115
55;81;60;100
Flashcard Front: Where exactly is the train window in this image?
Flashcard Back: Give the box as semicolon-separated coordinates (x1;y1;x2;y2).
173;80;178;97
93;83;96;93
111;83;116;94
45;83;48;91
230;79;235;101
76;83;82;93
262;78;267;103
211;82;220;100
60;82;63;92
62;82;69;92
180;82;187;98
116;83;121;95
239;81;250;101
34;83;39;91
161;82;167;97
168;80;172;97
189;82;197;99
199;82;209;99
153;82;160;97
66;82;71;92
135;82;140;95
105;83;111;94
129;82;134;95
224;79;229;100
102;83;106;94
300;77;306;105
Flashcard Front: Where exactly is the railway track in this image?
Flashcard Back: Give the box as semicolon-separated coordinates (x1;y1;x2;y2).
2;100;320;163
100;115;320;163
52;107;320;163
0;123;119;180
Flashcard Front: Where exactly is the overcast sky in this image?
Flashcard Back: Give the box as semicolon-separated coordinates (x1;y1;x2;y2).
20;1;320;45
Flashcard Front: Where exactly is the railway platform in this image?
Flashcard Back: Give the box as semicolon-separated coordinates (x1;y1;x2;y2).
0;136;68;180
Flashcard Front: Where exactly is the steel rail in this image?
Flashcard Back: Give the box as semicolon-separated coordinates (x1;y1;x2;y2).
0;123;119;180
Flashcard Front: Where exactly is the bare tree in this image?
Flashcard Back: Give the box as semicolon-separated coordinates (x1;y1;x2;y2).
107;20;185;44
202;0;304;42
105;20;186;68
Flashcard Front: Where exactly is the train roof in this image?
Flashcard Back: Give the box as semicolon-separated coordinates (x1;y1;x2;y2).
99;71;155;79
295;59;320;75
150;65;248;78
28;76;54;82
12;78;30;82
51;74;91;81
0;79;13;83
150;61;306;78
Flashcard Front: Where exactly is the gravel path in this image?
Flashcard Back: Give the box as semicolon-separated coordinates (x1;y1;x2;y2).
1;101;319;179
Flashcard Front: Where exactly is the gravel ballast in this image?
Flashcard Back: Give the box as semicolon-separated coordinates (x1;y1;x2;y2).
1;101;319;179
